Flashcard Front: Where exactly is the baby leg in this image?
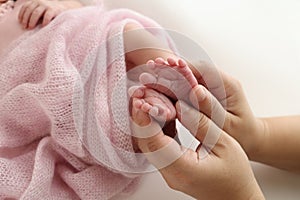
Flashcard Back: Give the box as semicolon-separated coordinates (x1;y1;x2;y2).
139;57;198;101
128;86;176;123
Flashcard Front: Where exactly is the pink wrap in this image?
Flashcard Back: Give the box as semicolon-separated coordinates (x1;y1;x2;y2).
0;6;175;200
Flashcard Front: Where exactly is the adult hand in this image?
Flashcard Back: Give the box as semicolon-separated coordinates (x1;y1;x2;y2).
18;0;82;29
131;93;264;200
139;59;265;159
188;61;265;159
191;62;300;171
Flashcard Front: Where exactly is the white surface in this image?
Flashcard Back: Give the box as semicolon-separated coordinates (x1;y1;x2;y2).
104;0;300;199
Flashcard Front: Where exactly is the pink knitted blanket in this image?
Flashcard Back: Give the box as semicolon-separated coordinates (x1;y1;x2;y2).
0;6;174;200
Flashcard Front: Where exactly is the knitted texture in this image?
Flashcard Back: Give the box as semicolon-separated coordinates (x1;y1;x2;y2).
0;6;175;200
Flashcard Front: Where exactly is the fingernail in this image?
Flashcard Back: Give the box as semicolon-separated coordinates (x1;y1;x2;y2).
146;60;155;68
155;57;167;65
178;59;187;67
147;60;154;65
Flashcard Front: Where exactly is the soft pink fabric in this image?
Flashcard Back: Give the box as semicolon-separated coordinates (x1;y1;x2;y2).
0;6;175;200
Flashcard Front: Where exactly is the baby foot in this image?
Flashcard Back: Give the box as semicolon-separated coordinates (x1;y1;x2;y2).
139;57;198;101
128;85;176;123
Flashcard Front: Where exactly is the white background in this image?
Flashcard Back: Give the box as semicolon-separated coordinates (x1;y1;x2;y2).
104;0;300;199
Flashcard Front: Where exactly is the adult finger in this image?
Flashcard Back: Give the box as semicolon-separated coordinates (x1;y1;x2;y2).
189;61;227;104
131;107;184;169
134;115;201;193
176;100;225;158
189;85;227;128
191;61;249;117
28;5;46;29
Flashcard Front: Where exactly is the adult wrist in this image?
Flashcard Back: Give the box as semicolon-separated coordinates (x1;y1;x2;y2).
238;176;265;200
247;118;269;162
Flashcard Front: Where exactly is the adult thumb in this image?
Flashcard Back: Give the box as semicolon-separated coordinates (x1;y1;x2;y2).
131;109;183;169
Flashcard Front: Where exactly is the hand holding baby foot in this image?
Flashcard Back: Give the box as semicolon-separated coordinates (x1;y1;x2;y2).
128;85;176;123
139;57;198;101
131;90;265;200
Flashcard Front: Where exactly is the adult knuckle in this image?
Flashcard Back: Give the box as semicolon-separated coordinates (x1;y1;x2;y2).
232;78;242;91
147;140;159;152
197;113;209;132
210;97;219;112
225;117;241;137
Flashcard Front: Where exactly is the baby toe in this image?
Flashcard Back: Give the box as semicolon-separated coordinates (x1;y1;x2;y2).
149;106;159;117
141;102;152;112
128;86;145;98
155;57;167;65
146;60;155;68
178;59;188;68
167;57;178;66
133;98;144;108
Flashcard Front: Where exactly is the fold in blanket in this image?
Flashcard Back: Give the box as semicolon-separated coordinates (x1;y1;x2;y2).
0;6;175;200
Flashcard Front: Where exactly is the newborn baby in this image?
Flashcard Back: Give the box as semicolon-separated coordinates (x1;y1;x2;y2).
129;57;198;123
0;0;82;55
1;0;81;28
0;3;190;198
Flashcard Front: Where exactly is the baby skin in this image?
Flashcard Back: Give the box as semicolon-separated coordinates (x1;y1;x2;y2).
129;57;198;123
18;0;82;29
129;86;176;123
0;0;14;15
140;57;198;101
